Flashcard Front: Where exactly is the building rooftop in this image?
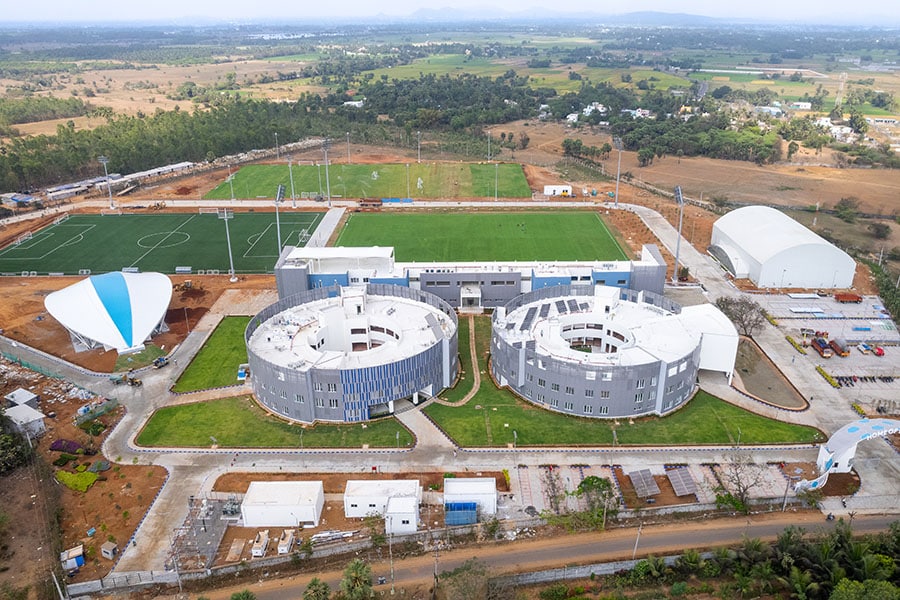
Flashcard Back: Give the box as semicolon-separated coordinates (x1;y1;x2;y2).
344;479;420;498
494;286;701;368
248;289;454;371
242;481;324;507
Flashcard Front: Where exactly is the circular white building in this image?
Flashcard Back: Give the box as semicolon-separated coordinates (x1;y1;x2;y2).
246;284;458;424
709;205;856;289
491;286;737;419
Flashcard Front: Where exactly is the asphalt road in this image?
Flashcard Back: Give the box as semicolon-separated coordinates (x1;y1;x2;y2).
189;512;898;600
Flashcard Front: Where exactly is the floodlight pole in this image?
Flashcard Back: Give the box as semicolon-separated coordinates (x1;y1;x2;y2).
346;131;351;164
487;129;492;161
417;130;421;163
613;137;623;209
673;186;685;285
227;164;235;201
323;140;332;208
274;132;279;159
495;162;499;201
98;155;114;210
219;210;238;282
406;164;410;198
388;516;395;595
288;158;296;208
275;201;282;254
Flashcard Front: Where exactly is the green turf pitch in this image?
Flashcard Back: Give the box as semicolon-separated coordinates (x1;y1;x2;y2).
335;212;627;262
203;163;532;200
0;212;324;275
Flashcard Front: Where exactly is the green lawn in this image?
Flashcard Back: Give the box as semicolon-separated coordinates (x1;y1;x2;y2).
335;211;628;262
441;316;473;404
114;344;166;372
0;212;323;275
135;396;413;448
424;317;823;447
172;316;251;393
204;162;532;200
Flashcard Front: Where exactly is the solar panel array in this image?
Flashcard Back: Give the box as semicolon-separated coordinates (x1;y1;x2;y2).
628;469;661;497
567;299;579;312
556;300;568;314
666;468;698;497
520;306;538;330
579;302;590;311
539;303;551;318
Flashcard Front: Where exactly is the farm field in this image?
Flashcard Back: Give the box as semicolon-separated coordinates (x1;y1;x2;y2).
335;211;628;262
0;212;323;275
203;162;533;200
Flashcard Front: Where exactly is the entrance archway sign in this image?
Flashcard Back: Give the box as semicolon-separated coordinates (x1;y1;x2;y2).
796;418;900;491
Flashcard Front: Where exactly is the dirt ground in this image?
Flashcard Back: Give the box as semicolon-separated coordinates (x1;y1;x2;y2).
0;273;274;373
613;465;696;509
0;357;168;588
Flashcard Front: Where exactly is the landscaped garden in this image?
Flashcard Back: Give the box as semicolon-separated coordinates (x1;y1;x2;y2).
172;316;251;393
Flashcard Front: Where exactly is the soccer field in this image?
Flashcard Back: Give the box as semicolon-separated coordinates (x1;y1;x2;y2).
335;212;627;262
0;212;324;275
204;162;533;200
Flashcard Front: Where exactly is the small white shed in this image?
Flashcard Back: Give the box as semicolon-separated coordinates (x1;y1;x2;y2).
443;477;498;515
5;388;38;409
344;479;421;518
543;185;572;197
385;496;419;535
241;481;324;528
5;404;46;438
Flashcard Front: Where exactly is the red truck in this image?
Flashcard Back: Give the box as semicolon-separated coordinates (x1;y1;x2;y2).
829;338;850;357
834;293;863;303
812;337;834;358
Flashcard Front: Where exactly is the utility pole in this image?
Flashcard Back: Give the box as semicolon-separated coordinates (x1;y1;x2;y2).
613;137;623;209
417;130;421;163
288;157;296;208
673;186;685;285
323;139;332;208
346;131;351;164
98;155;114;210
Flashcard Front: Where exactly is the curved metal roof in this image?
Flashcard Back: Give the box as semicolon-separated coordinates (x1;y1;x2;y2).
713;205;837;264
44;272;172;352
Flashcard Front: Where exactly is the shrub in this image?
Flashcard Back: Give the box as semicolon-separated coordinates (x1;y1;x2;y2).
52;453;78;467
815;365;841;388
785;335;807;354
851;402;866;416
50;439;83;454
55;470;99;493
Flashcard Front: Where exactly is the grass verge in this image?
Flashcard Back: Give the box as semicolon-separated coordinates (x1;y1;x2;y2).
136;396;414;448
172;316;251;393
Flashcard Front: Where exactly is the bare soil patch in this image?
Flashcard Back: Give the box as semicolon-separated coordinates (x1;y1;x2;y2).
213;470;509;495
780;462;860;497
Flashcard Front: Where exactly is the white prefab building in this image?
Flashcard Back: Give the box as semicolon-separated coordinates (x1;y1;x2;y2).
543;185;572;197
385;496;419;535
6;404;46;438
5;388;38;409
344;480;421;518
709;206;856;289
241;481;325;528
443;478;498;515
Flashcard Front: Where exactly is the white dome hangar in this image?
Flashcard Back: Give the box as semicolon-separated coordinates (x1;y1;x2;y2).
709;205;855;289
491;286;737;419
246;284;458;424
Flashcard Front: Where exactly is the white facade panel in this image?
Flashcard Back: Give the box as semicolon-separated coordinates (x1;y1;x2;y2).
385;496;419;534
343;480;421;519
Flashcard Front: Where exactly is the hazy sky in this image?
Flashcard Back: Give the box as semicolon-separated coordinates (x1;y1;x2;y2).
2;0;898;25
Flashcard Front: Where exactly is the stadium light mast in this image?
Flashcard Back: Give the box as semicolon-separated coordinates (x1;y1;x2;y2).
346;131;351;164
323;139;332;208
288;157;296;208
219;209;238;283
227;164;235;201
495;162;499;201
613;137;623;209
673;185;685;286
98;155;114;210
487;129;492;161
275;184;285;254
417;130;421;163
406;163;410;198
274;132;280;159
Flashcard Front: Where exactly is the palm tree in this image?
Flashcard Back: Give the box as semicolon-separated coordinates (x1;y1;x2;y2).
712;547;737;576
340;558;373;600
303;577;330;600
750;562;777;595
779;566;821;600
675;549;705;577
230;591;256;600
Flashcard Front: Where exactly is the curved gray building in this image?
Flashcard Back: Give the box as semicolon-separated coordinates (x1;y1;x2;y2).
246;284;458;424
491;285;737;419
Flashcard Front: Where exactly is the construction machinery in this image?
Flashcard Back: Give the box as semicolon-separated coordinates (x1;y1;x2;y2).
109;373;142;386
